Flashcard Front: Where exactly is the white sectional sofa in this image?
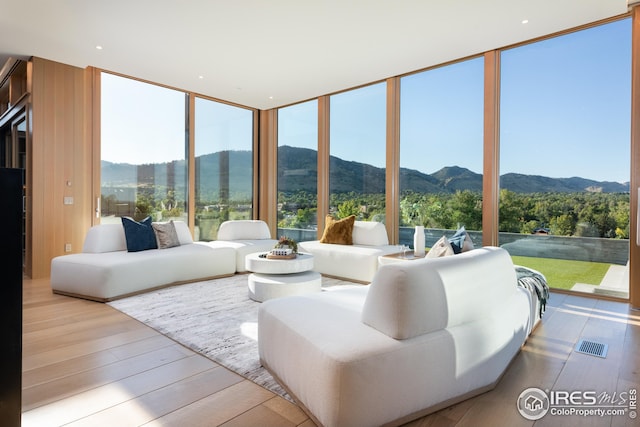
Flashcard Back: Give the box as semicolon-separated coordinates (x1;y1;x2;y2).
51;219;280;302
258;247;539;427
51;221;237;302
298;220;398;282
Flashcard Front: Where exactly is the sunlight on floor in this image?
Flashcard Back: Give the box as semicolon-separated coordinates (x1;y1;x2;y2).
241;321;258;341
22;384;142;426
520;335;575;361
559;303;639;326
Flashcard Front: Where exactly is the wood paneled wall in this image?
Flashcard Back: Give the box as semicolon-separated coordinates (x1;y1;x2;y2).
30;57;92;279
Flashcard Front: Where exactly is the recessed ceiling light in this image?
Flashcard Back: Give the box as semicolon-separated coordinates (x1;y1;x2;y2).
96;45;103;50
198;75;204;79
521;19;529;24
268;96;274;100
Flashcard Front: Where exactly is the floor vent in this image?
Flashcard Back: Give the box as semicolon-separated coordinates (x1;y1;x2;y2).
575;339;608;358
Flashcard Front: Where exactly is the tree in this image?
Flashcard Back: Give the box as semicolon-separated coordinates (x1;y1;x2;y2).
337;200;360;219
521;220;540;234
550;214;575;236
296;208;316;228
277;188;630;239
499;189;524;233
449;190;482;231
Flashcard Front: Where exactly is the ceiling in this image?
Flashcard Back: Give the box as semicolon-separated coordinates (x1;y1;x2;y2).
0;0;629;110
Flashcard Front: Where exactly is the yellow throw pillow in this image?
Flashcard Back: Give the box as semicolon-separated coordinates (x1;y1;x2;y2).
320;215;356;245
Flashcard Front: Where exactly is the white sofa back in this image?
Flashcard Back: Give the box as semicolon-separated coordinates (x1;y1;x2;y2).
362;246;518;339
352;220;389;246
217;220;272;240
82;221;193;253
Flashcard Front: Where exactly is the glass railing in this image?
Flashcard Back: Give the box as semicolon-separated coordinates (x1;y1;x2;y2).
278;225;629;298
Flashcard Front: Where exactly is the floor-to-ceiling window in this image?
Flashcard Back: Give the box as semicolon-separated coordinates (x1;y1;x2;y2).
399;57;484;248
329;83;386;221
499;18;631;297
266;15;636;301
277;99;318;242
100;72;188;224
194;97;254;241
100;74;255;238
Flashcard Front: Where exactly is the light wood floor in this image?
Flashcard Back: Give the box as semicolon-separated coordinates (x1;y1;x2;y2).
21;277;640;427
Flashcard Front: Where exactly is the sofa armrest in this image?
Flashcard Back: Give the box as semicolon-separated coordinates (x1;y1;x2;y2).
361;261;448;339
82;224;126;253
172;220;194;244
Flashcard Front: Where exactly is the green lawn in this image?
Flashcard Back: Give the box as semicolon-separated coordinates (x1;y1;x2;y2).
511;256;611;290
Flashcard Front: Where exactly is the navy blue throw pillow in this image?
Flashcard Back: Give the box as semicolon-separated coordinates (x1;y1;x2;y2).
448;226;467;254
121;216;158;252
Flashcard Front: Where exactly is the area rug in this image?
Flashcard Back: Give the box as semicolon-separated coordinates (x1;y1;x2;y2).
108;274;358;399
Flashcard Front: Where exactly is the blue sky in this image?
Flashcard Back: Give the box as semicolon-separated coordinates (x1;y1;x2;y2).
103;18;631;184
101;75;253;164
101;73;187;164
499;18;631;183
281;18;632;184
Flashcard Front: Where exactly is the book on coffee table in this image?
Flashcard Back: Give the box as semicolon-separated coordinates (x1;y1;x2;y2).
266;248;297;259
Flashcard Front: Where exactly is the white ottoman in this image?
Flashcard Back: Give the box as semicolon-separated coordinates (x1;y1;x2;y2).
248;271;322;302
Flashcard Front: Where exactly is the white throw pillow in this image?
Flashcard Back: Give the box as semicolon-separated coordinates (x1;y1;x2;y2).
426;235;454;258
172;221;194;245
352;221;389;246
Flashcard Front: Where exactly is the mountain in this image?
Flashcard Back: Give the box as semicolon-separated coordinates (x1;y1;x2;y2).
431;166;483;192
101;146;630;196
277;146;317;192
500;173;628;193
102;151;254;198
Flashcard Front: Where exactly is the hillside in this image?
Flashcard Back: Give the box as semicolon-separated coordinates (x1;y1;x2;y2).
101;146;629;195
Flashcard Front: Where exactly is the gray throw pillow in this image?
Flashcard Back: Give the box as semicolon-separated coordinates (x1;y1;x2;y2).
152;220;181;249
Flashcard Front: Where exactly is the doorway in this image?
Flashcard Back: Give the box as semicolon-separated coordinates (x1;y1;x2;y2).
1;111;30;276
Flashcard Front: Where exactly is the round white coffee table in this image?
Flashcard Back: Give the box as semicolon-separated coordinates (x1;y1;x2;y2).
245;252;321;302
245;252;314;274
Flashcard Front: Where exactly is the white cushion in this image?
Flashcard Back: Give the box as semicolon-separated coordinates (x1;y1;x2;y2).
217;220;271;240
172;220;194;244
352;221;389;246
82;224;126;253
